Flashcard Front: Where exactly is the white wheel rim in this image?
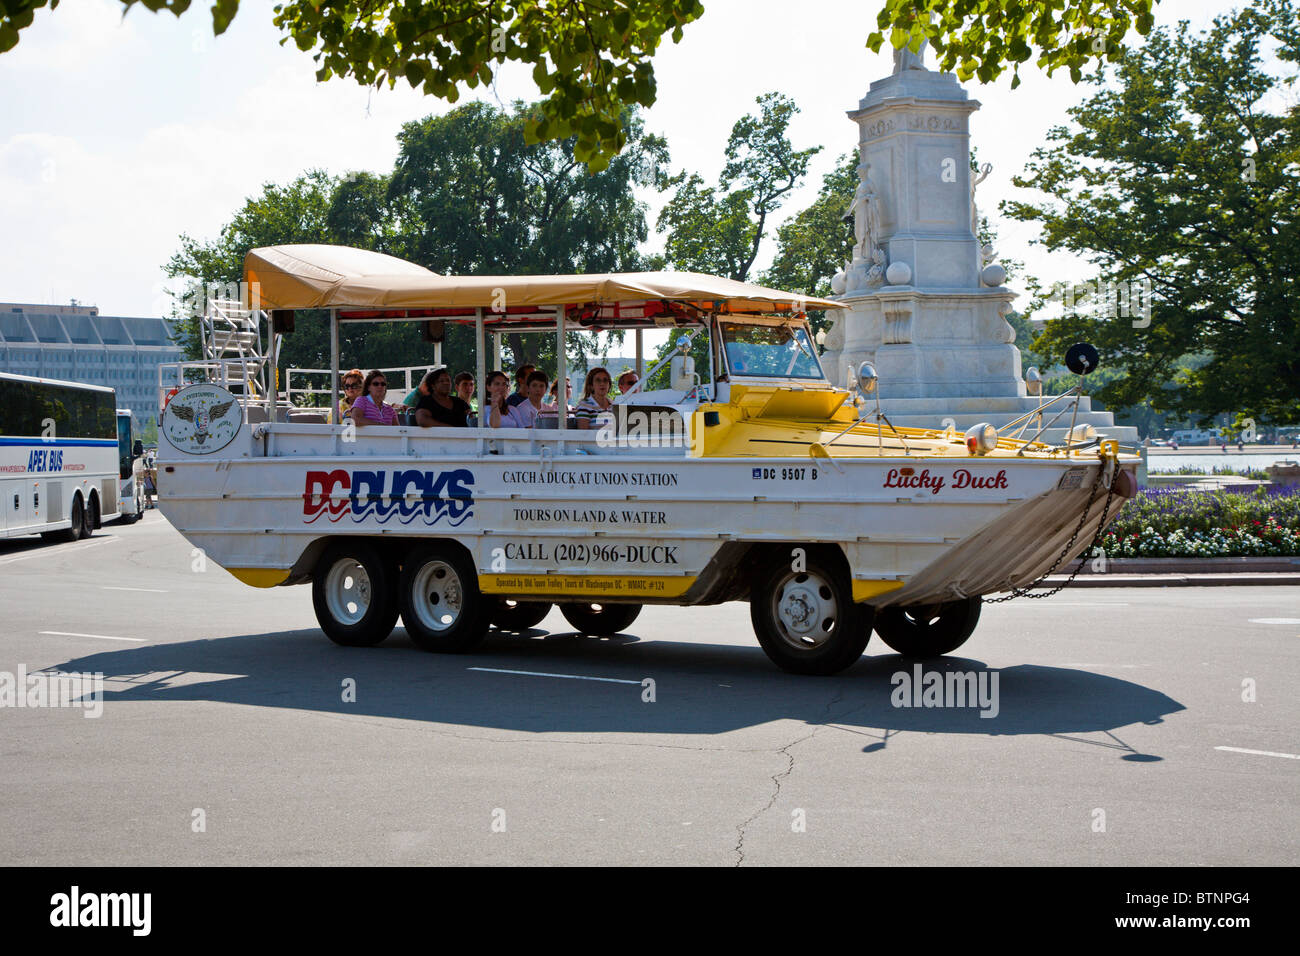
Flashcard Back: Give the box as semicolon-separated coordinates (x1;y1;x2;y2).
772;571;838;650
411;560;463;633
324;558;372;626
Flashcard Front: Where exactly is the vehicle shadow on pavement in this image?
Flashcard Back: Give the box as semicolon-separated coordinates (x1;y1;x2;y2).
46;626;1186;748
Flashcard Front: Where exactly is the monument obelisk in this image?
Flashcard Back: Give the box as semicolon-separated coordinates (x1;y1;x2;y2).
820;44;1136;443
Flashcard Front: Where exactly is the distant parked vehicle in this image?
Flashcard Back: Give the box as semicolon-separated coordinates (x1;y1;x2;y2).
0;372;124;540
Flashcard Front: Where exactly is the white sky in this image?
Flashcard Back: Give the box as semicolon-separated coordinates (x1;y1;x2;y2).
0;0;1245;317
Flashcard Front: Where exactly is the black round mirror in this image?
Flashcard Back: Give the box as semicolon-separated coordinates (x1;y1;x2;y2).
1065;343;1100;375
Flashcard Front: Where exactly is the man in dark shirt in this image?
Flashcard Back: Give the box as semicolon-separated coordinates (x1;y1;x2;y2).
414;368;471;427
506;364;535;408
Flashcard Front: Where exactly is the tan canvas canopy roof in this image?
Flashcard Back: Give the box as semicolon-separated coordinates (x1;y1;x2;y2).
244;244;843;315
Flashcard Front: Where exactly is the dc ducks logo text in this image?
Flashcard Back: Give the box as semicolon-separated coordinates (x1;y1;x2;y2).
303;469;474;526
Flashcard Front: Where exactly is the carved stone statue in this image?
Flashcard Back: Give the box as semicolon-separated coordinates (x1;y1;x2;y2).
848;162;882;264
970;161;992;238
892;37;929;74
865;247;887;288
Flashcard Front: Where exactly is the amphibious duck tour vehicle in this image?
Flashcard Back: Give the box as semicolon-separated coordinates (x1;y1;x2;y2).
157;245;1137;674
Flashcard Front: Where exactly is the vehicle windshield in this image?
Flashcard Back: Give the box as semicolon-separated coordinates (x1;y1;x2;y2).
720;321;825;380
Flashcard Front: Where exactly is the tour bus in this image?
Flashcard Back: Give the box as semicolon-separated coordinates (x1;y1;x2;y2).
0;371;123;540
116;408;146;523
158;245;1140;675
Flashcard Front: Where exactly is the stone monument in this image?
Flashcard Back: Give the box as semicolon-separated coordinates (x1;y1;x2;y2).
821;46;1136;443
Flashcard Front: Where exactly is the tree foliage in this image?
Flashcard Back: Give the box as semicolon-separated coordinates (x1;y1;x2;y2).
760;152;857;339
165;100;670;380
1004;1;1300;425
657;92;820;283
868;0;1159;87
6;0;1171;167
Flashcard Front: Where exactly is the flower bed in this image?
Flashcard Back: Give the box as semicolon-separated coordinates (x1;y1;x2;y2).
1099;484;1300;557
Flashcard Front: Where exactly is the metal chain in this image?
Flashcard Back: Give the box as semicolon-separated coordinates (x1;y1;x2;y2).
985;462;1119;603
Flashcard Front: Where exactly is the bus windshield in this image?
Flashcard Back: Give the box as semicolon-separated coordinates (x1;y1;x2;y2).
117;412;133;479
720;321;825;380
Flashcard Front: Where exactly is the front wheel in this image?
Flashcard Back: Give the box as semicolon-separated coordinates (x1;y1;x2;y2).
311;540;399;647
874;597;982;658
560;602;642;636
750;552;873;675
492;599;552;632
399;544;492;653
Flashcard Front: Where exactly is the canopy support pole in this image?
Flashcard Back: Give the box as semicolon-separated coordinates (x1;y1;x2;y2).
434;341;442;367
475;308;486;453
492;332;502;372
635;329;644;381
555;305;567;450
329;309;339;426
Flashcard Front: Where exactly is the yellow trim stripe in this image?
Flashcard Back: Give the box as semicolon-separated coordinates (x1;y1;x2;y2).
227;568;290;588
480;574;697;600
852;579;905;603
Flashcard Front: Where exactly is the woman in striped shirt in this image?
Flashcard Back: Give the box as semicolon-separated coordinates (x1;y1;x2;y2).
349;369;398;427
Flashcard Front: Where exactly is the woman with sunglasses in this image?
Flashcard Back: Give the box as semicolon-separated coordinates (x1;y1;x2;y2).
336;368;364;423
575;367;615;431
349;369;399;427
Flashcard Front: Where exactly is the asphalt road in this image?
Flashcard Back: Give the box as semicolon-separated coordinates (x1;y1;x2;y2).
1;512;1296;866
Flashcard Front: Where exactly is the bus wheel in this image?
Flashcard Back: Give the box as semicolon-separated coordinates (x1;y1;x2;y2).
312;541;399;647
874;598;982;658
399;544;491;653
85;492;99;535
47;494;87;543
559;602;642;636
750;552;873;675
492;600;552;632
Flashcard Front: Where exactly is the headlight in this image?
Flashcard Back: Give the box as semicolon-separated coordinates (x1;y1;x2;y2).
1025;366;1042;396
856;362;878;395
965;422;998;455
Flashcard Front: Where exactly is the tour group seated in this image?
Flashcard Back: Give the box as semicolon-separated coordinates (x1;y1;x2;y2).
336;363;645;432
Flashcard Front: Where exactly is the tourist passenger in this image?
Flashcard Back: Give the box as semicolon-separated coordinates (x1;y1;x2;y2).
350;369;398;427
414;368;471;427
453;371;476;409
505;370;549;428
617;370;639;396
547;379;573;411
575;367;615;430
336;368;363;423
485;370;514;428
507;364;536;409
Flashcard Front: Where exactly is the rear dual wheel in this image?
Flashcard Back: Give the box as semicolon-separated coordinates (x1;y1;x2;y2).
874;598;982;658
560;602;642;636
750;551;874;676
492;599;553;632
312;541;399;647
399;544;492;653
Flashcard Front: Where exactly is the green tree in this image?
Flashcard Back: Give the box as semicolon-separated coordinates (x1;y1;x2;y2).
760;152;857;339
867;0;1158;87
1003;1;1300;425
165;101;671;387
6;1;1159;167
658;92;821;282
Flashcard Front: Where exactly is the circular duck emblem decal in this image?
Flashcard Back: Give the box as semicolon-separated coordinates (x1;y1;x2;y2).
163;384;242;454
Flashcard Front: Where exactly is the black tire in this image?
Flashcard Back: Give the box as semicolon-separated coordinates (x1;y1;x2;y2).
84;492;99;535
492;599;553;632
749;550;874;675
559;602;642;636
399;543;492;653
311;540;400;647
874;597;982;658
47;494;87;543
